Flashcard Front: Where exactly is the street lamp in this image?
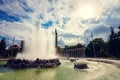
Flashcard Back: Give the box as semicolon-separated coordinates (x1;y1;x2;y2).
91;33;96;57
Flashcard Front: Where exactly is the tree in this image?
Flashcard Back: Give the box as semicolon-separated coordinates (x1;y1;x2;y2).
20;40;25;53
64;43;83;50
85;38;110;57
109;26;120;58
85;41;94;57
118;25;120;38
0;38;6;57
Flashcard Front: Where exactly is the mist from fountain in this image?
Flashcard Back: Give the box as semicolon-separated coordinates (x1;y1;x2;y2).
16;25;57;60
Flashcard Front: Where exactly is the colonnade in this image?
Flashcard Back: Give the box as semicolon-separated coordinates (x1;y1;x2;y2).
60;47;85;57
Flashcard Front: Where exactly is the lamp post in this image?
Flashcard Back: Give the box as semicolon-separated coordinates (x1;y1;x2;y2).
91;33;96;57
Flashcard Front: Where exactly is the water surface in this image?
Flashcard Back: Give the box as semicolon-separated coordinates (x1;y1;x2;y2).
0;60;120;80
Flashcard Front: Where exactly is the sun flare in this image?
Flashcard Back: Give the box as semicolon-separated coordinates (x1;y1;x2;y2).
79;5;96;19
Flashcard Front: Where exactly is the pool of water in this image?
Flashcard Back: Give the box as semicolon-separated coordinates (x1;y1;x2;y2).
0;60;120;80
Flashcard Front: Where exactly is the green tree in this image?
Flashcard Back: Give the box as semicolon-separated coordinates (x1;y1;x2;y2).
109;26;120;58
85;41;94;57
64;43;83;50
20;40;25;53
85;38;110;57
0;38;6;57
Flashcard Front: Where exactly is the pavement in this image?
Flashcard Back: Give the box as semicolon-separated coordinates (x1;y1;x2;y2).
87;58;120;68
0;58;13;61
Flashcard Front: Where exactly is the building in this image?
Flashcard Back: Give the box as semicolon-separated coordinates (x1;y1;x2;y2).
58;47;85;58
55;29;85;58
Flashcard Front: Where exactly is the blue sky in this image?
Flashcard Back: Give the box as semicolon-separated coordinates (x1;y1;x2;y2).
0;0;120;47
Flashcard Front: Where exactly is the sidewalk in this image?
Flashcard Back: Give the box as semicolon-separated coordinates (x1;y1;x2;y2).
0;58;14;61
87;58;120;68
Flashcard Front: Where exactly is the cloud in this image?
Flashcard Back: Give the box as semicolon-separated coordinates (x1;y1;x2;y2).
0;0;120;47
84;24;110;41
0;21;33;40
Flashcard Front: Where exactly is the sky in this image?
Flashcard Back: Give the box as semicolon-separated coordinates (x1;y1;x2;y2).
0;0;120;47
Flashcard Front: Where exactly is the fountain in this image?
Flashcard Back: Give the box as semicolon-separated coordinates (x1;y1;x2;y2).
5;58;61;69
6;23;61;69
16;24;57;60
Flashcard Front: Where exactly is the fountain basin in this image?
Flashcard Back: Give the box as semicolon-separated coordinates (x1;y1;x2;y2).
5;58;61;69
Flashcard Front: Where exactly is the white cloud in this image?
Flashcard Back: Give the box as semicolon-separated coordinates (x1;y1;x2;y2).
0;0;28;16
0;0;120;47
0;21;33;40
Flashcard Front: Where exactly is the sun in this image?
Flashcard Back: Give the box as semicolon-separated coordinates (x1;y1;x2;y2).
79;5;96;19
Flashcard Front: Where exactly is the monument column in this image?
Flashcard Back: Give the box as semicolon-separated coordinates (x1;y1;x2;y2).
55;29;58;48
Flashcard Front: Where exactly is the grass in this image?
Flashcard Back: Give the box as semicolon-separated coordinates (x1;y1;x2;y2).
0;61;6;66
